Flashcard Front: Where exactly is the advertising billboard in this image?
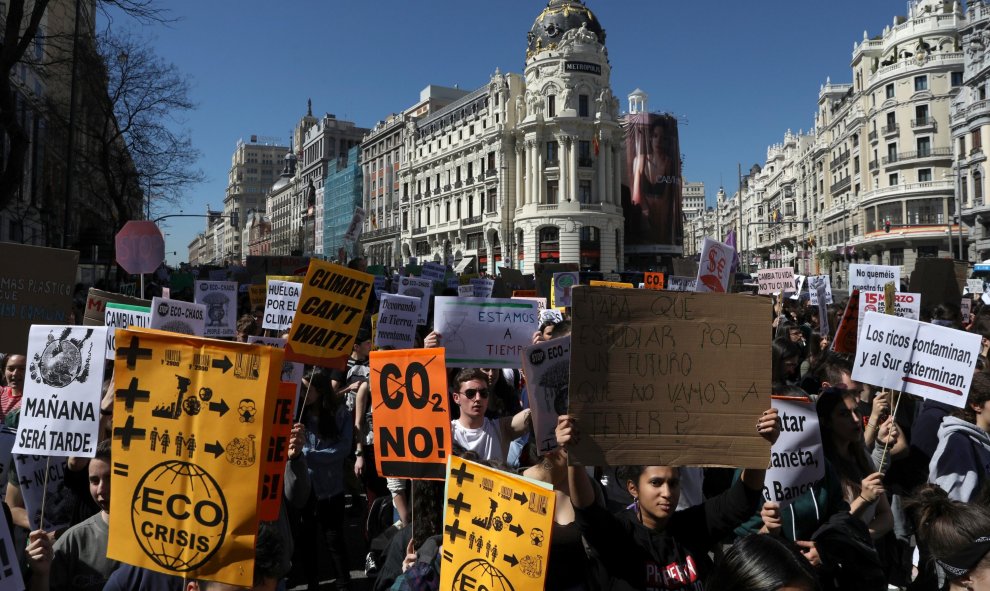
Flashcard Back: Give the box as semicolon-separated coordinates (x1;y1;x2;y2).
623;112;683;256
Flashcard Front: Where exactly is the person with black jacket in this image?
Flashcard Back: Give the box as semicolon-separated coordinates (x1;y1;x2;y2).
555;409;780;591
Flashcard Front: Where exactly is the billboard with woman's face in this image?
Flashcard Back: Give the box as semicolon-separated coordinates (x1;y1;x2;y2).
623;113;683;254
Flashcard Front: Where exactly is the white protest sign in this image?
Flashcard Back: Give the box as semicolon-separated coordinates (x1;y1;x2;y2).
852;312;981;408
667;276;697;292
849;264;900;294
540;309;564;325
763;398;825;507
470;277;495;298
375;294;421;349
512;297;547;312
263;280;301;331
962;298;973;319
104;303;151;361
790;275;806;300
421;262;446;284
522;336;570;455
968;279;985;294
817;286;830;337
434;297;540;368
194;280;238;338
457;285;474;298
807;275;832;305
0;497;21;590
695;237;734;293
15;454;71;531
246;336;305;407
856;292;921;340
397;276;432;325
150;296;207;336
13;326;107;458
0;430;14;503
447;277;459;290
757;269;796;295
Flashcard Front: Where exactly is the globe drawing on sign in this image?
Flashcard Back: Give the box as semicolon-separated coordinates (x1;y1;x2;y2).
131;461;228;572
201;292;229;327
452;559;514;591
30;328;95;388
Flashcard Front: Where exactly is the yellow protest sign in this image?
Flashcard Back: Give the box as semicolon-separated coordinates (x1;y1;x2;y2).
284;260;373;366
108;327;282;587
441;457;555;591
248;284;265;310
371;348;450;480
589;280;634;289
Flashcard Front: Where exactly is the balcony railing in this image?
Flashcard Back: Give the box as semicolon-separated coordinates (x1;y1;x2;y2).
881;124;899;136
443;184;451;192
911;116;936;129
465;215;483;225
454;180;463;189
881;147;951;164
869;160;879;171
412;226;427;235
868;130;878;142
830;151;850;170
831;176;852;193
485;169;496;177
544;160;559;168
580;203;602;210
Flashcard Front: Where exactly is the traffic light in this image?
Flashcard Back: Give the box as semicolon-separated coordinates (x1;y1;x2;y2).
884;219;891;233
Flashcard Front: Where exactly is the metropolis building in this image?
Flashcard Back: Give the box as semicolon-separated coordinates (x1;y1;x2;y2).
362;0;625;272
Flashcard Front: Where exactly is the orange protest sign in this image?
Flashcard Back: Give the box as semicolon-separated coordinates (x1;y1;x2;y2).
644;272;665;291
285;259;373;367
257;382;297;521
370;348;450;480
108;327;282;587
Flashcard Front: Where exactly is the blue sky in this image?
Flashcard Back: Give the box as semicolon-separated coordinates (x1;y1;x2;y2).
116;0;913;264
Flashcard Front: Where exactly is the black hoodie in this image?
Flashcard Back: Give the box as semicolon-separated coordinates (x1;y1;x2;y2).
575;477;762;590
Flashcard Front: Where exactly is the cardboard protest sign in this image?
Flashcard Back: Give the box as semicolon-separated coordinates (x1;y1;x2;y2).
763;398;824;507
284;260;373;367
589;280;634;289
831;290;860;354
150;297;207;337
470;277;495;298
105;303;151;360
857;292;921;340
248;285;266;310
195;281;238;339
968;279;985;294
457;285;475;298
757;269;796;295
850;264;900;294
666;276;697;292
521;337;570;455
447;276;460;290
258;382;296;521
852;313;981;408
262;280;301;332
421;262;446;284
551;272;579;308
13;326;107;457
0;430;15;503
643;272;665;291
370;348;450;479
911;258;962;310
0;501;21;591
695;238;734;293
440;456;555;591
434;297;540;368
568;287;771;468
498;267;529;293
246;336;305;408
0;243;78;352
807;275;832;305
108;328;283;586
535;263;578;298
397;277;433;325
15;454;71;531
373;276;387;298
84;288;151;327
375;294;421;349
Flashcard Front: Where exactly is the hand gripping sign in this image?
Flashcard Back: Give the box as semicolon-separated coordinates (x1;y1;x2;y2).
107;327;282;587
371;348;450;480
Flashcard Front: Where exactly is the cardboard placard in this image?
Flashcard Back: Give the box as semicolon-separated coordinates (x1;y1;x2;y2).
968;279;985;294
108;328;282;586
521;336;570;455
643;272;665;291
257;382;296;521
695;238;734;293
589;280;634;289
440;457;555;591
150;297;207;337
0;497;21;591
807;275;832;306
757;269;796;295
539;309;563;325
262;280;302;332
0;430;15;504
789;275;806;300
817;286;830;337
248;285;266;310
0;243;78;352
397;277;433;325
849;264;901;294
421;262;446;284
857;292;921;340
852;313;981;408
13;326;107;457
763;398;824;508
370;348;450;480
433;297;540;368
285;260;373;367
373;276;387;298
15;454;70;531
962;297;973;319
84;288;151;327
568;287;771;468
195;281;238;339
105;303;151;360
470;277;495;298
535;263;578;299
375;294;421;350
910;258;962;309
831;290;860;355
551;272;579;308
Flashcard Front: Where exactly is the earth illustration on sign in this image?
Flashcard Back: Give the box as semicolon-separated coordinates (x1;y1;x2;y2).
452;559;514;591
30;328;95;388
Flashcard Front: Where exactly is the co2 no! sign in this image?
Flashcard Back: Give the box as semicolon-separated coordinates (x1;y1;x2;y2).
378;362;444;412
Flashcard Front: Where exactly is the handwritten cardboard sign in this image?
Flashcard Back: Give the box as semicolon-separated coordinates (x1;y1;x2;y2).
695;238;734;293
763;398;824;508
568;287;771;468
257;382;296;521
108;328;282;587
470;278;495;298
857;292;921;340
13;326;107;458
551;272;579;307
0;243;78;352
521;336;570;455
248;285;266;310
434;297;540;368
375;294;421;350
262;280;301;332
397;277;433;325
850;264;901;294
370;348;450;480
643;272;665;291
195;281;238;339
457;285;475;298
757;269;796;295
105;303;151;360
285;260;373;367
440;456;555;591
15;454;71;531
852;313;981;408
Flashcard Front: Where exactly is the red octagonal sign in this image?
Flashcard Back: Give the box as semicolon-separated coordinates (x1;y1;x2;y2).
115;221;165;275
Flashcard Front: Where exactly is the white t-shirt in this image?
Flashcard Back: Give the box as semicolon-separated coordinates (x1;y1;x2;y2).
451;417;514;462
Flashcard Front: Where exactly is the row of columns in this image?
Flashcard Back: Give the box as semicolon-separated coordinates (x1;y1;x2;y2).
515;135;621;206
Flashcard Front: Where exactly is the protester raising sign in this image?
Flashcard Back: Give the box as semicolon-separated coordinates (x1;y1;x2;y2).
856;292;921;340
434;297;540;368
195;280;238;338
521;336;570;455
849;264;901;294
470;277;495;298
763;398;824;507
375;294;421;350
0;243;78;353
421;262;446;284
13;326;107;457
852;312;981;408
257;382;297;521
15;454;72;531
568;287;771;468
370;348;450;480
262;279;301;332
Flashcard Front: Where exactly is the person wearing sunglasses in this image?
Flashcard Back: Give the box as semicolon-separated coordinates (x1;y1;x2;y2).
450;368;531;462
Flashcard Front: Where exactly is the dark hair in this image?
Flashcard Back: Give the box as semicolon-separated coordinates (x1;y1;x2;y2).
905;485;990;580
954;371;990;424
411;480;444;548
817;388;872;498
552;319;572;338
931;302;963;329
615;465;680;489
304;368;343;442
772;337;801;387
807;352;853;390
236;314;257;335
94;438;112;463
452;368;488;391
971;314;990;341
707;534;820;591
